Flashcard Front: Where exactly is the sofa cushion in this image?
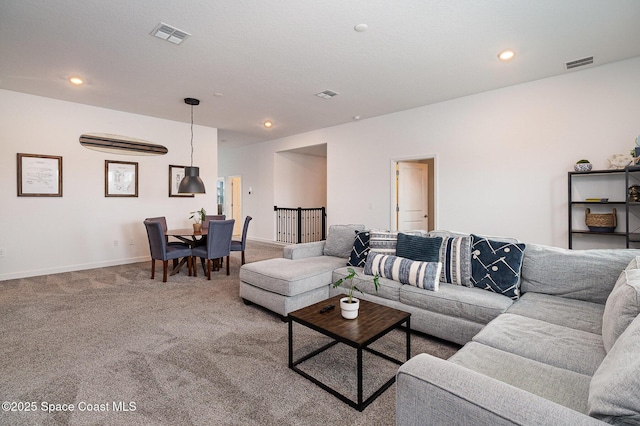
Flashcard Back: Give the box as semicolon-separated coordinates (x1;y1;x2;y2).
450;342;592;414
332;267;401;301
520;244;640;304
347;230;370;267
368;230;398;255
625;255;640;271
588;314;640;423
438;235;472;286
283;240;325;260
239;256;347;296
400;282;513;324
507;292;605;335
395;233;441;262
602;268;640;352
470;235;525;300
364;252;441;291
323;224;365;258
472;313;606;376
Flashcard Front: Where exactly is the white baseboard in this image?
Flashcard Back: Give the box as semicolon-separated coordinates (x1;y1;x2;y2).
246;237;287;246
0;256;150;281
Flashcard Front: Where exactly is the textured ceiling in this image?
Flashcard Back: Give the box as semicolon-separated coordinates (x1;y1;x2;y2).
1;0;640;146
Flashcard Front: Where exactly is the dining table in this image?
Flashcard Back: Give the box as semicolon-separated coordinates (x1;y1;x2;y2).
165;228;208;276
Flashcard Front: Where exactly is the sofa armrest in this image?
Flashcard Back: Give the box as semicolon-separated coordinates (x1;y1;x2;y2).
283;241;326;260
396;354;603;426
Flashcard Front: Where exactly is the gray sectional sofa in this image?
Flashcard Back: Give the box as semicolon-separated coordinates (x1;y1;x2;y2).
240;226;640;424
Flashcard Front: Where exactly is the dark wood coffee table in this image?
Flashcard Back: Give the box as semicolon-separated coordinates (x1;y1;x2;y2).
288;294;411;411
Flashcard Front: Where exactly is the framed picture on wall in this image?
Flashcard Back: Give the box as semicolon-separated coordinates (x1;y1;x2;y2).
105;160;138;197
17;153;63;197
169;165;194;197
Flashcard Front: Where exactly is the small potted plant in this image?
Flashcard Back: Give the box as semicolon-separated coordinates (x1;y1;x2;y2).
332;267;379;319
574;159;592;172
189;208;206;233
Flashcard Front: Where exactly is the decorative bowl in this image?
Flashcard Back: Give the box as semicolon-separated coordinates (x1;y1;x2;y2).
574;163;593;172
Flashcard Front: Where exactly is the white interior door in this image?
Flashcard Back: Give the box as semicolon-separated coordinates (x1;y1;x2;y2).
397;162;429;231
230;176;242;235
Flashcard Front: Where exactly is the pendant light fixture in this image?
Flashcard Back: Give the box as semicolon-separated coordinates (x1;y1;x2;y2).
178;97;206;194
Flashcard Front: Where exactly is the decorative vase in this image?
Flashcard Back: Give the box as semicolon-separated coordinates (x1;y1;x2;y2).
193;223;202;233
574;163;592;172
340;297;360;320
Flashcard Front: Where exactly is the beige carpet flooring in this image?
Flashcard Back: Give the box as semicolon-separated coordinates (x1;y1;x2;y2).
0;241;459;425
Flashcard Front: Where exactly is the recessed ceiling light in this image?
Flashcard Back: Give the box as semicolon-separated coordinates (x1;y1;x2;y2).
68;76;84;86
353;116;361;120
498;50;515;61
213;92;224;97
264;120;273;128
354;23;368;32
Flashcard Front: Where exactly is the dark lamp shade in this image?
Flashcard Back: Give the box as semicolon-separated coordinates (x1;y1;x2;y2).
178;166;206;194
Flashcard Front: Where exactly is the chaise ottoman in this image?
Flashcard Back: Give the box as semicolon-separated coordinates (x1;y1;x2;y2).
239;256;347;318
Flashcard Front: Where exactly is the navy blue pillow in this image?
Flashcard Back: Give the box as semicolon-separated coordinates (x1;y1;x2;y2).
470;234;526;300
347;231;370;267
395;233;442;262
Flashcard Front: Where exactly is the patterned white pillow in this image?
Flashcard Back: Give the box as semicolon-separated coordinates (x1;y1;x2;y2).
368;230;398;255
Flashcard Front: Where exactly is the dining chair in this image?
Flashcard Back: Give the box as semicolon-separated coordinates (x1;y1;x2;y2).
230;216;252;265
202;214;225;229
197;215;226;272
143;220;193;282
192;219;235;279
145;216;185;246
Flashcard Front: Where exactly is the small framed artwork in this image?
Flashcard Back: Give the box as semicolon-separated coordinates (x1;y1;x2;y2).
17;153;63;197
169;165;194;197
105;160;138;197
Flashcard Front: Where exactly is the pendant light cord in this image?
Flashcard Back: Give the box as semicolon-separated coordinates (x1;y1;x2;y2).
189;104;194;167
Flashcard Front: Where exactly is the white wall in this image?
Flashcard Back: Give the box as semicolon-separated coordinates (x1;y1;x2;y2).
0;90;218;280
219;57;640;247
274;152;327;208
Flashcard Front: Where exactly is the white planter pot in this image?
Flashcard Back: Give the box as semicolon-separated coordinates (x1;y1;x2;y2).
340;297;360;320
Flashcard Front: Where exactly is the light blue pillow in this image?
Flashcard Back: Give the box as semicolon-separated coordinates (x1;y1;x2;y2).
364;252;442;291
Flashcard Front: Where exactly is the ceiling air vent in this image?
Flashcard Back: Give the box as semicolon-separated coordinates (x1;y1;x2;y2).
151;22;190;45
565;56;594;70
315;90;339;99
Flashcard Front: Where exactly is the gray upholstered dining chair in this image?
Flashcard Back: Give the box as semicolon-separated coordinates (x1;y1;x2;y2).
196;215;226;270
143;220;193;282
202;214;225;229
230;216;252;265
192;219;235;279
145;216;185;246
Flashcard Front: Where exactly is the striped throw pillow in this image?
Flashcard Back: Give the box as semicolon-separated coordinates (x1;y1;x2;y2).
439;236;472;286
364;252;442;291
368;230;398;255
